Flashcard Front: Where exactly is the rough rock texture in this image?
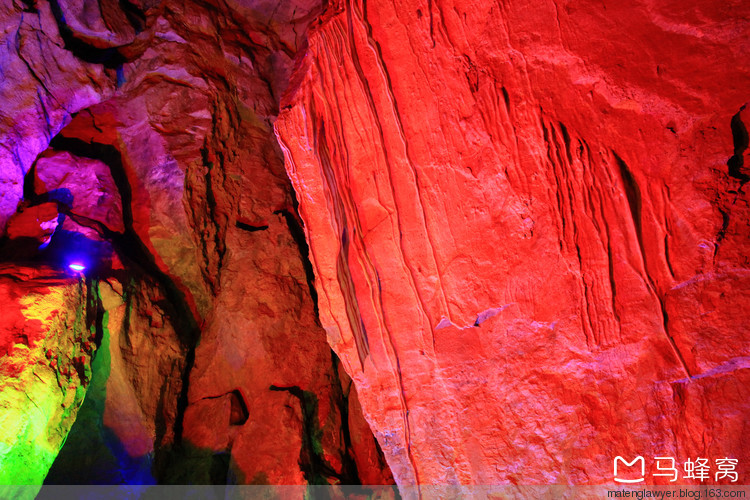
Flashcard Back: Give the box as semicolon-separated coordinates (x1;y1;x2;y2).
0;0;116;232
1;0;748;489
275;0;750;485
0;0;392;487
45;276;187;484
4;202;59;246
0;265;93;485
33;150;125;233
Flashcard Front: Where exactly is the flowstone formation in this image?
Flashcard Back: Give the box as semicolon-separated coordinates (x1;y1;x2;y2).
275;0;750;485
0;0;748;489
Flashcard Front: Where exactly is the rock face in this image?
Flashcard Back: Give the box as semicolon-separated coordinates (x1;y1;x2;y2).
33;151;125;234
0;265;93;486
1;0;392;487
0;0;116;233
4;202;60;247
0;0;748;489
275;0;750;485
45;275;188;484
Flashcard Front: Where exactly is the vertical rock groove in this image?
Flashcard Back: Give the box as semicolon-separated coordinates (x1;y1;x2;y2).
1;0;748;488
276;0;750;485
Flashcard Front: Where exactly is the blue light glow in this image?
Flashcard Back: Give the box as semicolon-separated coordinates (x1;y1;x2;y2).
68;263;86;272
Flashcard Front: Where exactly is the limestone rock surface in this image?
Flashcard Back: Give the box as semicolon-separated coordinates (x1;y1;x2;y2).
1;0;393;487
4;202;59;246
0;265;93;485
33;151;124;233
1;0;748;489
275;0;750;485
0;0;117;232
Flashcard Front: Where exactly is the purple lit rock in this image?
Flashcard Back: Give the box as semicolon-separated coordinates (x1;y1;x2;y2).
0;0;116;234
55;0;137;49
34;151;124;233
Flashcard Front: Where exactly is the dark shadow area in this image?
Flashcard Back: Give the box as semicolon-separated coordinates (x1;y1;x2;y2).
43;228;114;274
274;196;320;323
328;352;364;484
728;104;749;183
235;221;268;232
229;390;249;426
0;217;113;280
269;384;361;486
149;441;246;486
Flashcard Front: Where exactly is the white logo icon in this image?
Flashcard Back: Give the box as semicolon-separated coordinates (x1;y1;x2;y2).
614;456;645;483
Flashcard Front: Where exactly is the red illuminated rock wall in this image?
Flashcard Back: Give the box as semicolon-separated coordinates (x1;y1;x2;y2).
1;0;748;487
275;0;750;485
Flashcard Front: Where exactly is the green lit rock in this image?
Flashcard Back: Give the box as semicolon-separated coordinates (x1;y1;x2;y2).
0;265;94;486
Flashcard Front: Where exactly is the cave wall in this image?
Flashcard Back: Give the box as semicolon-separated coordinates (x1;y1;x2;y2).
275;0;750;485
0;0;392;486
0;265;92;486
0;0;748;488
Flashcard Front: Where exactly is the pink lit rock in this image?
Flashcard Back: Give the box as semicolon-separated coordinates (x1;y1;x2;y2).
0;0;116;234
55;0;137;49
34;151;124;233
